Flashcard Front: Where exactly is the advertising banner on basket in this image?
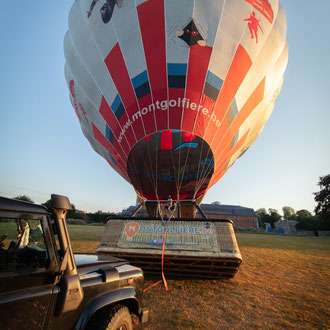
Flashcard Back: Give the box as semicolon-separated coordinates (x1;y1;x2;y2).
119;220;218;252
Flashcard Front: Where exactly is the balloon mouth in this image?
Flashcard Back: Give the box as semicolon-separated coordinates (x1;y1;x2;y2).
127;130;214;201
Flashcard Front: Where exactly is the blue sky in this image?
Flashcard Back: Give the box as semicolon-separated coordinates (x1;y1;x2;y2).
1;1;329;214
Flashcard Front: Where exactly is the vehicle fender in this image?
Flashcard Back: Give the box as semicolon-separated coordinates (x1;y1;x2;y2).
74;287;139;330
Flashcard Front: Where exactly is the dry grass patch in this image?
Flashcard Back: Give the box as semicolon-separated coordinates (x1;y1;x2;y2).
68;224;104;253
68;226;330;329
143;245;330;329
142;235;330;329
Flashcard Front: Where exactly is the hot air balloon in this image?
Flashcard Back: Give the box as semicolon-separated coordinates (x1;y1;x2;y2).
64;0;288;205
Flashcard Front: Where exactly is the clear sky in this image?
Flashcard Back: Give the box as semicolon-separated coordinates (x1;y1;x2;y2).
1;1;329;214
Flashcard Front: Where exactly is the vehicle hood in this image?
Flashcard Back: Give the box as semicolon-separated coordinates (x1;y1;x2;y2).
74;253;128;272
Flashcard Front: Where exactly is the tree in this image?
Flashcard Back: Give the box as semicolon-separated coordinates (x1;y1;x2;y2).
41;199;51;209
256;208;267;217
67;204;82;219
314;174;330;230
296;209;312;219
211;201;221;205
13;195;34;203
255;208;281;228
295;215;320;231
87;211;109;224
268;208;282;228
282;206;296;220
268;208;281;220
256;208;267;228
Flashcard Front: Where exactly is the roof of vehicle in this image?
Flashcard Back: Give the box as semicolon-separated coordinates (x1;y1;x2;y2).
0;196;49;215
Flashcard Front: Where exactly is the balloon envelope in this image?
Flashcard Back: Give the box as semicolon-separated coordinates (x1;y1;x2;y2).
64;0;288;201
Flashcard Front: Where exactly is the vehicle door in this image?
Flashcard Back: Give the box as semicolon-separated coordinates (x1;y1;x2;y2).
0;212;57;329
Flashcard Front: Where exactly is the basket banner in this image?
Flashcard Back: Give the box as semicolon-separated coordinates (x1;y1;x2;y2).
118;220;218;252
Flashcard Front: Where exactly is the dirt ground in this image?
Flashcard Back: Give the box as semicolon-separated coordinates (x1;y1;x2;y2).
70;228;330;329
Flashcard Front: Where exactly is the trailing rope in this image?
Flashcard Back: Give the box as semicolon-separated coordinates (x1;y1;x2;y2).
143;230;168;292
143;199;176;292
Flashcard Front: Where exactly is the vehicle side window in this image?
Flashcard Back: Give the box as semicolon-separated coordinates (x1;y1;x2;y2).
0;217;49;273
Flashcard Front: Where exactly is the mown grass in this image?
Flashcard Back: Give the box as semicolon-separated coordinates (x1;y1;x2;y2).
67;225;330;329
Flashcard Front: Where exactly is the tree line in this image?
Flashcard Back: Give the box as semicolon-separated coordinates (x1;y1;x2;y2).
256;175;330;231
11;174;330;230
11;195;114;224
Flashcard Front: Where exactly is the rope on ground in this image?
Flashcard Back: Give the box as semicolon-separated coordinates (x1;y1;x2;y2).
143;199;176;292
143;230;168;292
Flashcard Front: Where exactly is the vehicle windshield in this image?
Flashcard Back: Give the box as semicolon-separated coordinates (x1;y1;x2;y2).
0;217;49;272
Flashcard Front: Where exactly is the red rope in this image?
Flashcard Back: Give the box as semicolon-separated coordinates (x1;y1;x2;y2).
161;231;168;291
143;231;168;293
143;280;162;293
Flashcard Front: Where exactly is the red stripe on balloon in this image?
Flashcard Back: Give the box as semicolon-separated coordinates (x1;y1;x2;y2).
136;94;156;136
137;0;167;131
104;43;144;141
92;123;127;172
69;80;81;122
99;96;130;156
160;130;173;150
216;45;252;122
117;113;137;148
168;87;185;130
209;131;249;187
193;94;217;139
181;45;212;133
227;78;266;141
209;117;230;156
212;77;266;170
216;77;265;158
204;78;265;191
182;132;196;142
203;44;252;145
99;93;136;148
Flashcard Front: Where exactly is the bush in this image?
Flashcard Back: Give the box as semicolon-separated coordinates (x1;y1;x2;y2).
66;218;86;225
296;216;320;231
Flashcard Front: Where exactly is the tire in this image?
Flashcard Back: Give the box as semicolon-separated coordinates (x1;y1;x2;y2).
97;305;133;330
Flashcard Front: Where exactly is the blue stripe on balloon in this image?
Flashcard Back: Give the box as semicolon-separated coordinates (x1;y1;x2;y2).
230;98;238;117
174;142;198;151
108;152;117;166
168;75;186;88
111;94;125;119
132;70;149;88
167;63;187;88
206;71;223;90
111;94;121;112
203;71;224;100
132;71;151;99
226;98;239;124
167;63;187;76
106;125;114;144
134;82;151;99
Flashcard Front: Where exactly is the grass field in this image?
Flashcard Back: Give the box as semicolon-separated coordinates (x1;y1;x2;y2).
68;225;330;329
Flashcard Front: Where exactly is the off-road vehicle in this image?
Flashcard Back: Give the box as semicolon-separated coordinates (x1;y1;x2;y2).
0;194;148;329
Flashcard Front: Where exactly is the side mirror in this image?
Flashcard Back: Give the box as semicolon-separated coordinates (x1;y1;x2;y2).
49;194;72;211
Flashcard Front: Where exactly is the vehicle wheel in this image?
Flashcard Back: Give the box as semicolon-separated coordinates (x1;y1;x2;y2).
97;305;133;330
